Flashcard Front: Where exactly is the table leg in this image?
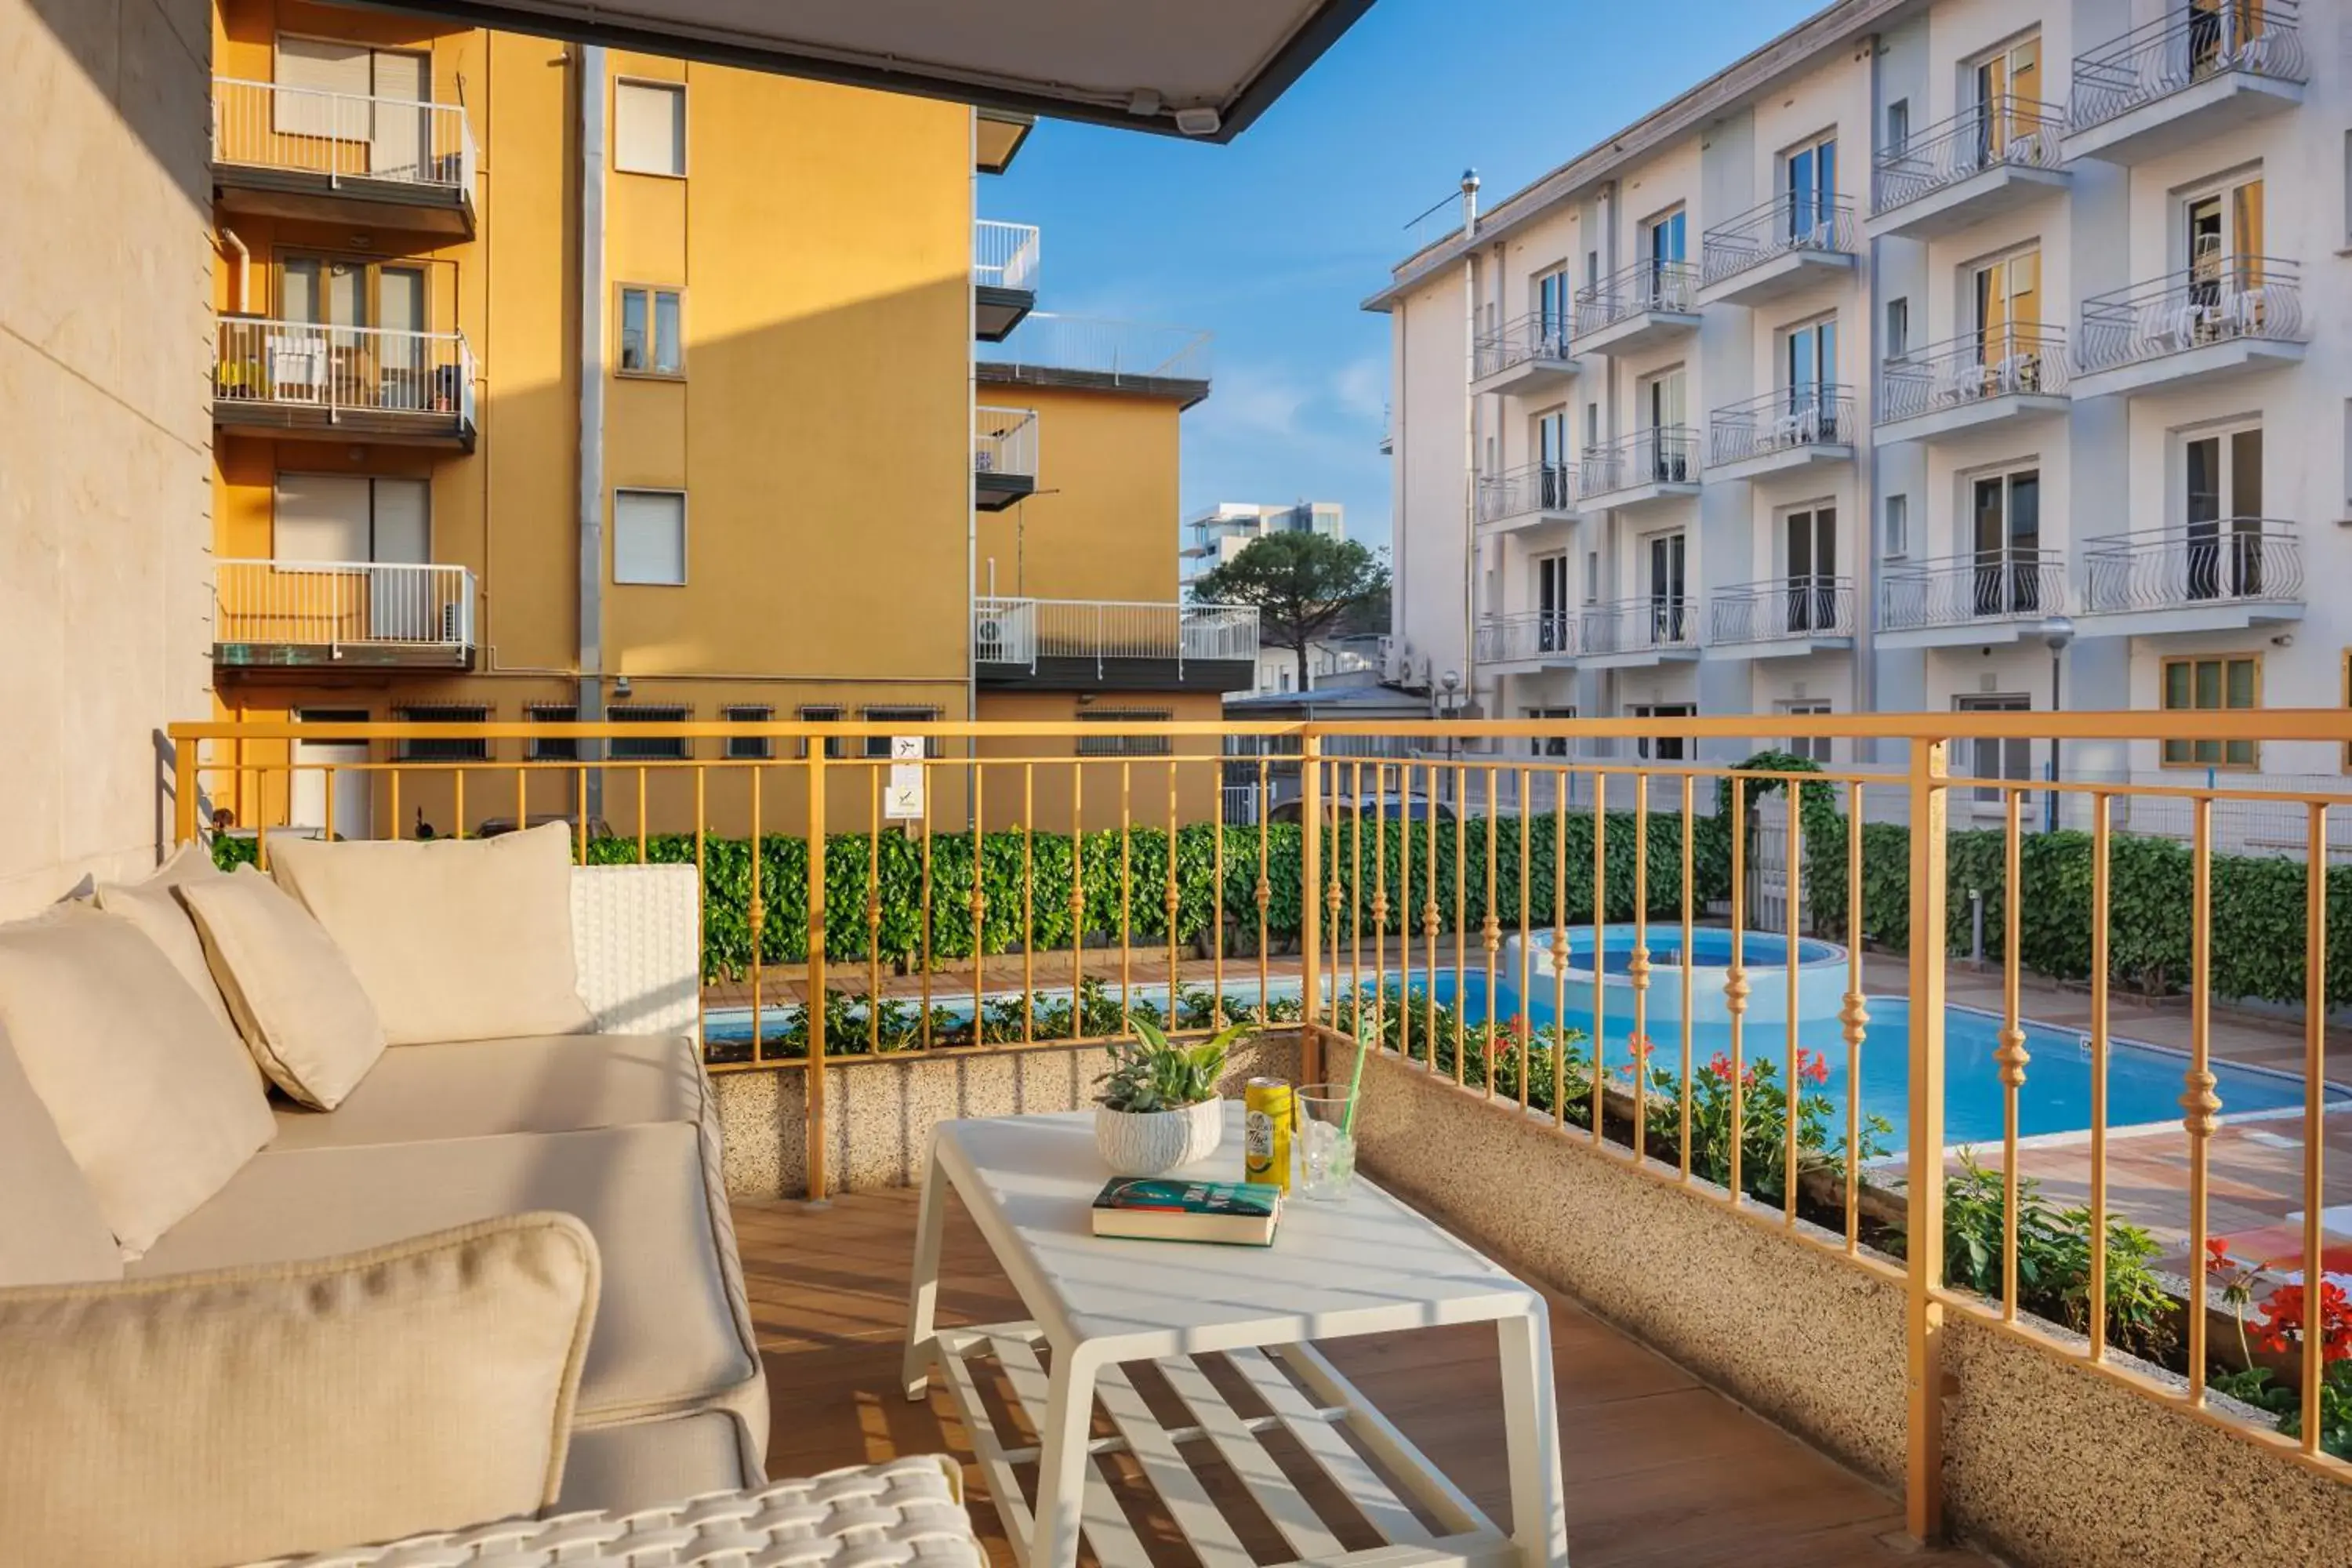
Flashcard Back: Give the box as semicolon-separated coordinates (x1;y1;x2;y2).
900;1144;949;1400
1026;1345;1100;1568
1497;1308;1569;1564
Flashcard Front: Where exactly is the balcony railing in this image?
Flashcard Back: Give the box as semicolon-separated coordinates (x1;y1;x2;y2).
1881;548;2066;632
2068;0;2307;133
2076;259;2306;376
1879;325;2068;425
2079;521;2303;615
1573;259;1698;336
1581;595;1697;656
979;313;1212;385
1581;426;1699;497
975;406;1038;478
214;560;475;650
1708;384;1856;466
1473;611;1578;664
974;597;1258;673
1475;461;1579;524
1708;575;1855;644
1871;96;2065;214
214;318;476;423
1699;194;1856;286
973;220;1040;292
211;77;476;192
1472;312;1573;381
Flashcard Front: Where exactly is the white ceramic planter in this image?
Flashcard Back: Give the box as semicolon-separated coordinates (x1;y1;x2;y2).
1094;1099;1225;1177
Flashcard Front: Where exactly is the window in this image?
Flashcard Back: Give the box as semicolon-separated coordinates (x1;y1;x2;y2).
395;702;489;762
1632;703;1696;762
274;39;428;162
1886;98;1910;157
2183;426;2267;601
862;706;941;759
1971;35;2042;156
274;474;428;567
2161;656;2259;768
526;702;578;762
1781;701;1833;764
1584;401;1600;448
798;705;846;760
608;703;690;760
1885;296;1909;361
1969;466;2043;615
1583;550;1600;604
722;705;772;760
619;285;684;376
615;79;684;176
1955;693;2032;804
1783;506;1837;633
1527;706;1576;758
1535;267;1571;347
1783;133;1837;241
1534;553;1573;653
1883;493;1909;559
613;489;686;585
1077;708;1174;757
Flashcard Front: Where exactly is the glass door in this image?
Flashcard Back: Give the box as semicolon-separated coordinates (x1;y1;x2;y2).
1536;553;1572;653
1643;368;1689;479
376;263;427;412
1972;249;2041;379
1784;318;1838;438
1785;506;1836;631
1645;210;1688;307
1973;36;2042;160
1537;408;1570;508
2185;177;2264;324
2184;427;2263;599
1536;269;1570;354
1649;532;1688;642
1784;136;1837;245
1972;470;2042;615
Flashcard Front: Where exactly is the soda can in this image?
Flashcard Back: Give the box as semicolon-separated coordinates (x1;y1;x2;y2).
1243;1077;1294;1191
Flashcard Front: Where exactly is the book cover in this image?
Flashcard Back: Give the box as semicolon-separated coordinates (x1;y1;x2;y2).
1090;1177;1282;1246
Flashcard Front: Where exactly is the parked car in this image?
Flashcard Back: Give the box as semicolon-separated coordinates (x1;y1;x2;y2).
1266;791;1454;826
473;811;615;841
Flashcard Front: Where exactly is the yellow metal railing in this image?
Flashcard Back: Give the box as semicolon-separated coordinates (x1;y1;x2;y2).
166;711;2352;1534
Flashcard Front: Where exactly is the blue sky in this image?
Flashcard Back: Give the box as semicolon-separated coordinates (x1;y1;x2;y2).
985;0;1823;554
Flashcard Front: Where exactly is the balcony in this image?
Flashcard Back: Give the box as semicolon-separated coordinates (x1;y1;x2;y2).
974;406;1038;511
1704;575;1855;659
1878;548;2066;648
978;313;1213;408
1875;327;2069;445
2065;1;2307;165
1580;595;1699;669
1470;313;1577;395
1581;427;1700;511
973;597;1258;691
974;107;1034;175
212;318;477;448
2072;260;2307;399
1572;260;1700;356
212;560;476;670
1473;610;1578;670
1867;97;2069;241
210;77;477;236
972;220;1040;342
1475;461;1580;532
1697;195;1857;307
1706;385;1856;482
2078;522;2304;637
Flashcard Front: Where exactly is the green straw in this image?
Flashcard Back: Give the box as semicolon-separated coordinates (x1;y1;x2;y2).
1339;1025;1370;1134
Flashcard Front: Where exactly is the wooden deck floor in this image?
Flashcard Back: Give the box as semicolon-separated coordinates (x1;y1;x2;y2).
735;1187;1986;1567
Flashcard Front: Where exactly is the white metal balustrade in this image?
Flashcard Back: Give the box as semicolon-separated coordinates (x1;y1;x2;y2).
2079;523;2303;616
1473;612;1578;665
2075;260;2306;375
972;598;1258;674
979;313;1212;384
1871;96;2065;214
1475;461;1579;524
1699;194;1855;287
1880;550;2066;633
973;220;1040;292
214;318;477;423
1708;577;1855;645
1472;312;1573;381
1572;260;1698;336
1878;326;2068;425
974;407;1038;478
1708;385;1855;466
1581;597;1697;657
2068;0;2305;133
1581;426;1699;498
212;77;476;193
214;561;476;652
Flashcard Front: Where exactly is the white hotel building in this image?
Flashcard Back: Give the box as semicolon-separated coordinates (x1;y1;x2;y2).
1371;0;2338;792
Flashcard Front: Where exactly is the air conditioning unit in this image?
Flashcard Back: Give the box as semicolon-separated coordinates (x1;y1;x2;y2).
441;604;468;644
975;616;1006;650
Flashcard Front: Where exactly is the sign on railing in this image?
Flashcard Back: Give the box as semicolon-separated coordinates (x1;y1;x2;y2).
214;318;476;423
211;76;476;192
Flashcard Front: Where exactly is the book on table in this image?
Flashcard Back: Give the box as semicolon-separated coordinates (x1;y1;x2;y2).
1090;1177;1282;1246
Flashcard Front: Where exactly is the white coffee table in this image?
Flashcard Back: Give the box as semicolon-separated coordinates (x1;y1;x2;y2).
901;1105;1567;1567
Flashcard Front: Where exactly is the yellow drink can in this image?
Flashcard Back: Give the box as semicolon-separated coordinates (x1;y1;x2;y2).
1243;1078;1294;1190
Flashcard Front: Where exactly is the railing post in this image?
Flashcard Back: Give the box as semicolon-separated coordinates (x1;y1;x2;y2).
1299;731;1323;1086
172;728;200;848
805;749;829;1203
1904;736;1950;1543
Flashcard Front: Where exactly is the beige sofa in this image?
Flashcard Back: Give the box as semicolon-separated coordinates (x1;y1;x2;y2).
0;845;771;1563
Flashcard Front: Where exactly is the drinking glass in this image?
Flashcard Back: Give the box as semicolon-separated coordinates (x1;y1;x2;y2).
1294;1083;1358;1201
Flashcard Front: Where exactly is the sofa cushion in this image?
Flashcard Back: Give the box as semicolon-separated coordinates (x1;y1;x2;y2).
0;1214;598;1568
0;1025;122;1287
126;1123;758;1430
0;904;275;1259
91;842;238;1040
557;1411;760;1516
269;822;593;1047
180;869;387;1112
267;1033;705;1152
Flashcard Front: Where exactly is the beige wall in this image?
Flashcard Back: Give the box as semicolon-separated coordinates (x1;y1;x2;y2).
0;0;216;918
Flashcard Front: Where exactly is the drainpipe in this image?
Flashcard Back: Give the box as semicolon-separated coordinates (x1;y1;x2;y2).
221;228;251;313
967;111;981;828
575;45;608;818
1459;169;1479;720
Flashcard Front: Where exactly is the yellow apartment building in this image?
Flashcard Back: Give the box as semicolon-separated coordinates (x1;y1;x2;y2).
201;0;1250;840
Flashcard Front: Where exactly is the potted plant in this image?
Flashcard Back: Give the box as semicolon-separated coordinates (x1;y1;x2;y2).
1094;1018;1249;1176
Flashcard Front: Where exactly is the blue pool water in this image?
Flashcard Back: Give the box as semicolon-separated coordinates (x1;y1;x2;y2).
1548;926;1842;975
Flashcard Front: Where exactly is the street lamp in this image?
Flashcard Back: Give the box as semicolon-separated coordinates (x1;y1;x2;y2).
1439;670;1461;806
2042;615;2074;830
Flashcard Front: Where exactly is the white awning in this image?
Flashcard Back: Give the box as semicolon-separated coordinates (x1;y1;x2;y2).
384;0;1371;141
